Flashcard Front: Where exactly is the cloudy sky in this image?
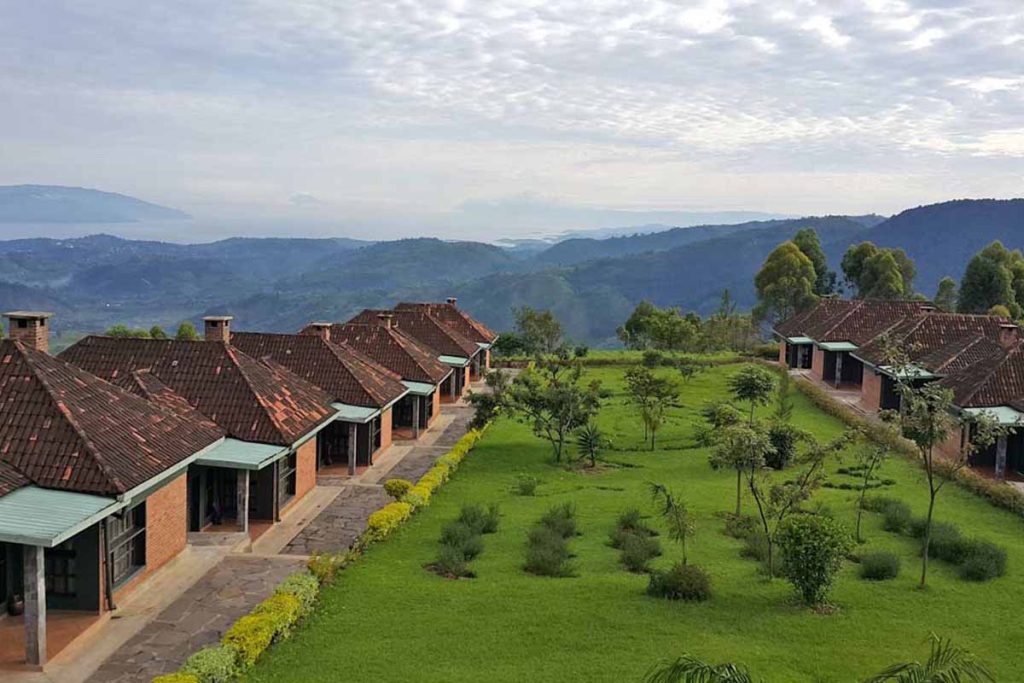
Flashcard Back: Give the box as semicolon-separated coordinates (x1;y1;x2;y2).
1;0;1022;240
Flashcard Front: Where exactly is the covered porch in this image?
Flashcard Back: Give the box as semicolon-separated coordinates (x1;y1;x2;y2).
966;408;1024;481
439;356;469;402
782;336;814;369
317;404;388;476
818;342;863;390
392;381;435;440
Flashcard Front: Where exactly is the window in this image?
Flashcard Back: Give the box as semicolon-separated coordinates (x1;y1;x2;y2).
107;503;146;586
45;541;78;596
278;453;297;507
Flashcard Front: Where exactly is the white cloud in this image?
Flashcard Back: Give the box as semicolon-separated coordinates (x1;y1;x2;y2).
801;16;852;48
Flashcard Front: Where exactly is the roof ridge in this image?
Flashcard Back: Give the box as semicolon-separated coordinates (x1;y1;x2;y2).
20;343;129;493
223;345;292;442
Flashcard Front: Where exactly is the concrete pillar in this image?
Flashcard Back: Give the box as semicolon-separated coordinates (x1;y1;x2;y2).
450;373;458;399
237;469;250;534
834;353;844;389
24;545;46;667
995;434;1008;480
347;424;357;476
412;397;421;439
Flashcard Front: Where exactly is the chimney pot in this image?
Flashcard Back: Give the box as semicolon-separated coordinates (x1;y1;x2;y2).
4;311;53;353
310;322;331;342
446;297;458;307
376;312;394;329
203;315;233;343
999;322;1019;350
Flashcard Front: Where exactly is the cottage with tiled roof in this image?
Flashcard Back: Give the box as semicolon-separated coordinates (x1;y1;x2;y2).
395;298;498;373
0;312;225;668
60;316;339;543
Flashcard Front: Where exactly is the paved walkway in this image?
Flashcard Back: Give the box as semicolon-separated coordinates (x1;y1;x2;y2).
84;556;304;683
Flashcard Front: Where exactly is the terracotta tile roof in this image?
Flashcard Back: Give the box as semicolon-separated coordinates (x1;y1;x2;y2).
0;461;29;497
347;309;480;358
774;299;857;339
305;323;451;385
0;340;224;496
939;342;1024;409
395;302;498;343
807;300;929;345
60;337;335;447
855;313;1009;370
919;335;1004;375
230;332;407;408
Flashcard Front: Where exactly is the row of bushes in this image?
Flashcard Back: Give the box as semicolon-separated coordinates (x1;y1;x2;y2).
865;496;1008;581
152;572;321;683
609;508;662;573
524;503;579;577
791;374;1024;519
431;503;501;578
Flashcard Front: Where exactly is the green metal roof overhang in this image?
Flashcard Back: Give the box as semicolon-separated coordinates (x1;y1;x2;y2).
0;486;123;547
876;364;939;381
439;355;470;367
786;336;814;344
402;380;436;396
961;406;1024;426
476;342;492;350
817;341;858;352
331;402;381;424
196;438;289;471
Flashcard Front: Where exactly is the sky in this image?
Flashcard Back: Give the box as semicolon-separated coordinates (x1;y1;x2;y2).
1;0;1022;241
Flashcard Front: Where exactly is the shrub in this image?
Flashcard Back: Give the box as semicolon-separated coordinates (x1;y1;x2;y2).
223;613;277;669
439;521;484;560
182;645;240;683
383;478;413;500
458;502;500;535
723;513;759;540
777;515;852;606
617;508;657;536
540;502;578;538
403;483;431;508
859;551;901;581
908;518;959;542
620;532;661;573
433;542;474;579
861;495;904;513
750;342;780;360
275;572;319;615
766;422;802;470
958;541;1007;582
881;500;912;533
364;501;413;543
252;593;302;640
642;350;665;367
740;530;770;563
524;526;575;577
925;523;965;562
647;562;712;601
514;473;540;496
152;675;199;683
306;550;354;585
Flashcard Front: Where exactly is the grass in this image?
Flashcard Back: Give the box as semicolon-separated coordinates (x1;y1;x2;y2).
245;362;1024;682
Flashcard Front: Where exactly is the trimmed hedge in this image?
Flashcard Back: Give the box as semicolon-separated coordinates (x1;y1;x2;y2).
365;501;414;542
181;645;239;683
383;478;413;500
223;613;277;669
252;593;302;640
275;572;319;615
152;675;199;683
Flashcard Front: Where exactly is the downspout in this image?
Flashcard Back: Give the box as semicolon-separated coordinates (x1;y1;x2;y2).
100;522;117;612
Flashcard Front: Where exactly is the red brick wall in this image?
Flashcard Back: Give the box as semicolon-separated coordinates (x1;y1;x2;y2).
430;388;441;424
380;406;393;450
811;347;825;380
294;438;317;501
485;348;491;370
860;369;882;412
778;342;787;365
936;426;965;462
463;366;471;394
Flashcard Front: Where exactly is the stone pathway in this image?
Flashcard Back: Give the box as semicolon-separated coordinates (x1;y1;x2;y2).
85;556;304;683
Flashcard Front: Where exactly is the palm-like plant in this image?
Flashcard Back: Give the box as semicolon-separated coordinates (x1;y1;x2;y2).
864;635;994;683
574;422;609;468
644;654;756;683
649;483;696;565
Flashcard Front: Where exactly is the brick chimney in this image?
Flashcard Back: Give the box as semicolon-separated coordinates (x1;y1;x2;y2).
5;311;53;353
377;312;394;329
309;322;331;342
446;297;458;307
999;322;1019;350
203;315;233;343
919;303;937;313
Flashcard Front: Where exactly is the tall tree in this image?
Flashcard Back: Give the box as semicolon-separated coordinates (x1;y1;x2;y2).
958;242;1022;317
728;365;777;425
105;324;150;338
709;424;774;517
841;242;915;299
617;302;700;351
149;325;168;340
933;277;958;312
624;365;681;450
513;306;564;355
753;241;817;323
176;321;200;341
792;228;836;295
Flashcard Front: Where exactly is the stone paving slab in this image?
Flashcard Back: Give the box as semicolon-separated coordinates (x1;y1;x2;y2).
85;556;304;683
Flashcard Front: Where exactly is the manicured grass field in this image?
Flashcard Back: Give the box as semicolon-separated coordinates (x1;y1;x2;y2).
247;362;1024;682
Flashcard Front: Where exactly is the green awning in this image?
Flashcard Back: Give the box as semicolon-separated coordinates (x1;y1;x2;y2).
962;406;1024;426
439;355;470;367
196;438;288;471
477;342;492;350
402;380;435;396
787;336;814;344
879;364;939;380
0;486;122;547
332;402;380;423
818;341;858;352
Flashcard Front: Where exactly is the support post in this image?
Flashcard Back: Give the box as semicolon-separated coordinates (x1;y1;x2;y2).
412;397;421;439
24;545;46;667
450;373;458;399
834;353;844;389
995;434;1008;480
347;424;357;476
237;469;250;534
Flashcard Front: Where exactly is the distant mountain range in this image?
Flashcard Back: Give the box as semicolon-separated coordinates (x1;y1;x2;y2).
0;185;191;223
0;193;1019;348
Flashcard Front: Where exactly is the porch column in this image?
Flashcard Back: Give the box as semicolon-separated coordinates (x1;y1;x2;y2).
24;545;46;667
834;353;844;389
412;398;421;439
347;424;357;476
995;434;1008;480
450;373;458;399
236;469;250;534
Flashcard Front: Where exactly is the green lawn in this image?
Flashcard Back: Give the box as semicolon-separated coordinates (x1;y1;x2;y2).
247;362;1024;682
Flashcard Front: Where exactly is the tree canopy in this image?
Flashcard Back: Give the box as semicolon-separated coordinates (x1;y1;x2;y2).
792;228;836;296
513;306;564;355
934;276;958;312
176;321;200;341
753;241;817;323
841;242;916;299
957;241;1024;318
616;301;700;351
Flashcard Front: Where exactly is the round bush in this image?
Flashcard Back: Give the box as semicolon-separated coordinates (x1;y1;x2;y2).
647;563;712;601
383;478;413;500
619;532;661;573
859;551;900;581
540;503;578;538
439;522;483;560
458;503;500;535
524;527;574;577
957;541;1007;582
882;501;912;533
433;543;473;578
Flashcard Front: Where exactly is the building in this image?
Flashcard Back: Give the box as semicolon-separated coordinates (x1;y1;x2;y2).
395;298;499;376
59;317;339;540
230;329;409;473
0;312;224;668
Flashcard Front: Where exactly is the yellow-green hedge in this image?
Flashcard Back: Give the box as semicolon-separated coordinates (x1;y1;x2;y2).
223;613;277;669
151;674;199;683
365;501;413;542
252;593;302;640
